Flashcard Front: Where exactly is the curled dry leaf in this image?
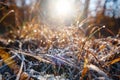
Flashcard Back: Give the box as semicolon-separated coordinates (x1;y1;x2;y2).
0;49;19;74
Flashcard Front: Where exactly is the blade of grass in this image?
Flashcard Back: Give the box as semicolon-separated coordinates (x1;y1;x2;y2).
0;10;14;23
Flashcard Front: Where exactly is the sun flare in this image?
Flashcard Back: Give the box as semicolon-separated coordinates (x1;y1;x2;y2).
54;0;74;16
42;0;77;25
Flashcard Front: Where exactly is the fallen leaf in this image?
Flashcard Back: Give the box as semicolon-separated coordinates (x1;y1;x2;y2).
108;57;120;65
0;49;19;74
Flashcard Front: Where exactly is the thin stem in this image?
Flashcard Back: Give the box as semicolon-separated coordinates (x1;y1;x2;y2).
0;10;14;23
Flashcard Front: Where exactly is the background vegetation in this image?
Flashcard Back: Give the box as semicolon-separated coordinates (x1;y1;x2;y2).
0;0;120;37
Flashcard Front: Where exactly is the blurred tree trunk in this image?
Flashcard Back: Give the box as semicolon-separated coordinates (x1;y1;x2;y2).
77;0;90;28
90;0;120;37
83;0;90;19
102;0;119;36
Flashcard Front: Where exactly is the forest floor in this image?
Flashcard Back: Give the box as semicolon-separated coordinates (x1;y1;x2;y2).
0;24;120;80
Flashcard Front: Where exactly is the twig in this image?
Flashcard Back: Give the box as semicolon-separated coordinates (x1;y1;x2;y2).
12;50;51;64
87;64;108;78
16;55;24;80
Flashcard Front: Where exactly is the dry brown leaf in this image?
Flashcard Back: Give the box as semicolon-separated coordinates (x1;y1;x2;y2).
20;72;29;80
82;67;88;78
0;49;19;74
108;57;120;65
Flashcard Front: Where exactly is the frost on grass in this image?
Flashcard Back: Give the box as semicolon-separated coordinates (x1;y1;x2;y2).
0;23;120;80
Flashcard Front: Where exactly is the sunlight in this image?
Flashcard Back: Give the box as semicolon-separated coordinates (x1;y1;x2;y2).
54;0;74;16
49;0;75;18
46;0;76;25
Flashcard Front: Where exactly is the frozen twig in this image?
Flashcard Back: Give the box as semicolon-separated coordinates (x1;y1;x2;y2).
87;64;108;78
16;54;24;80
